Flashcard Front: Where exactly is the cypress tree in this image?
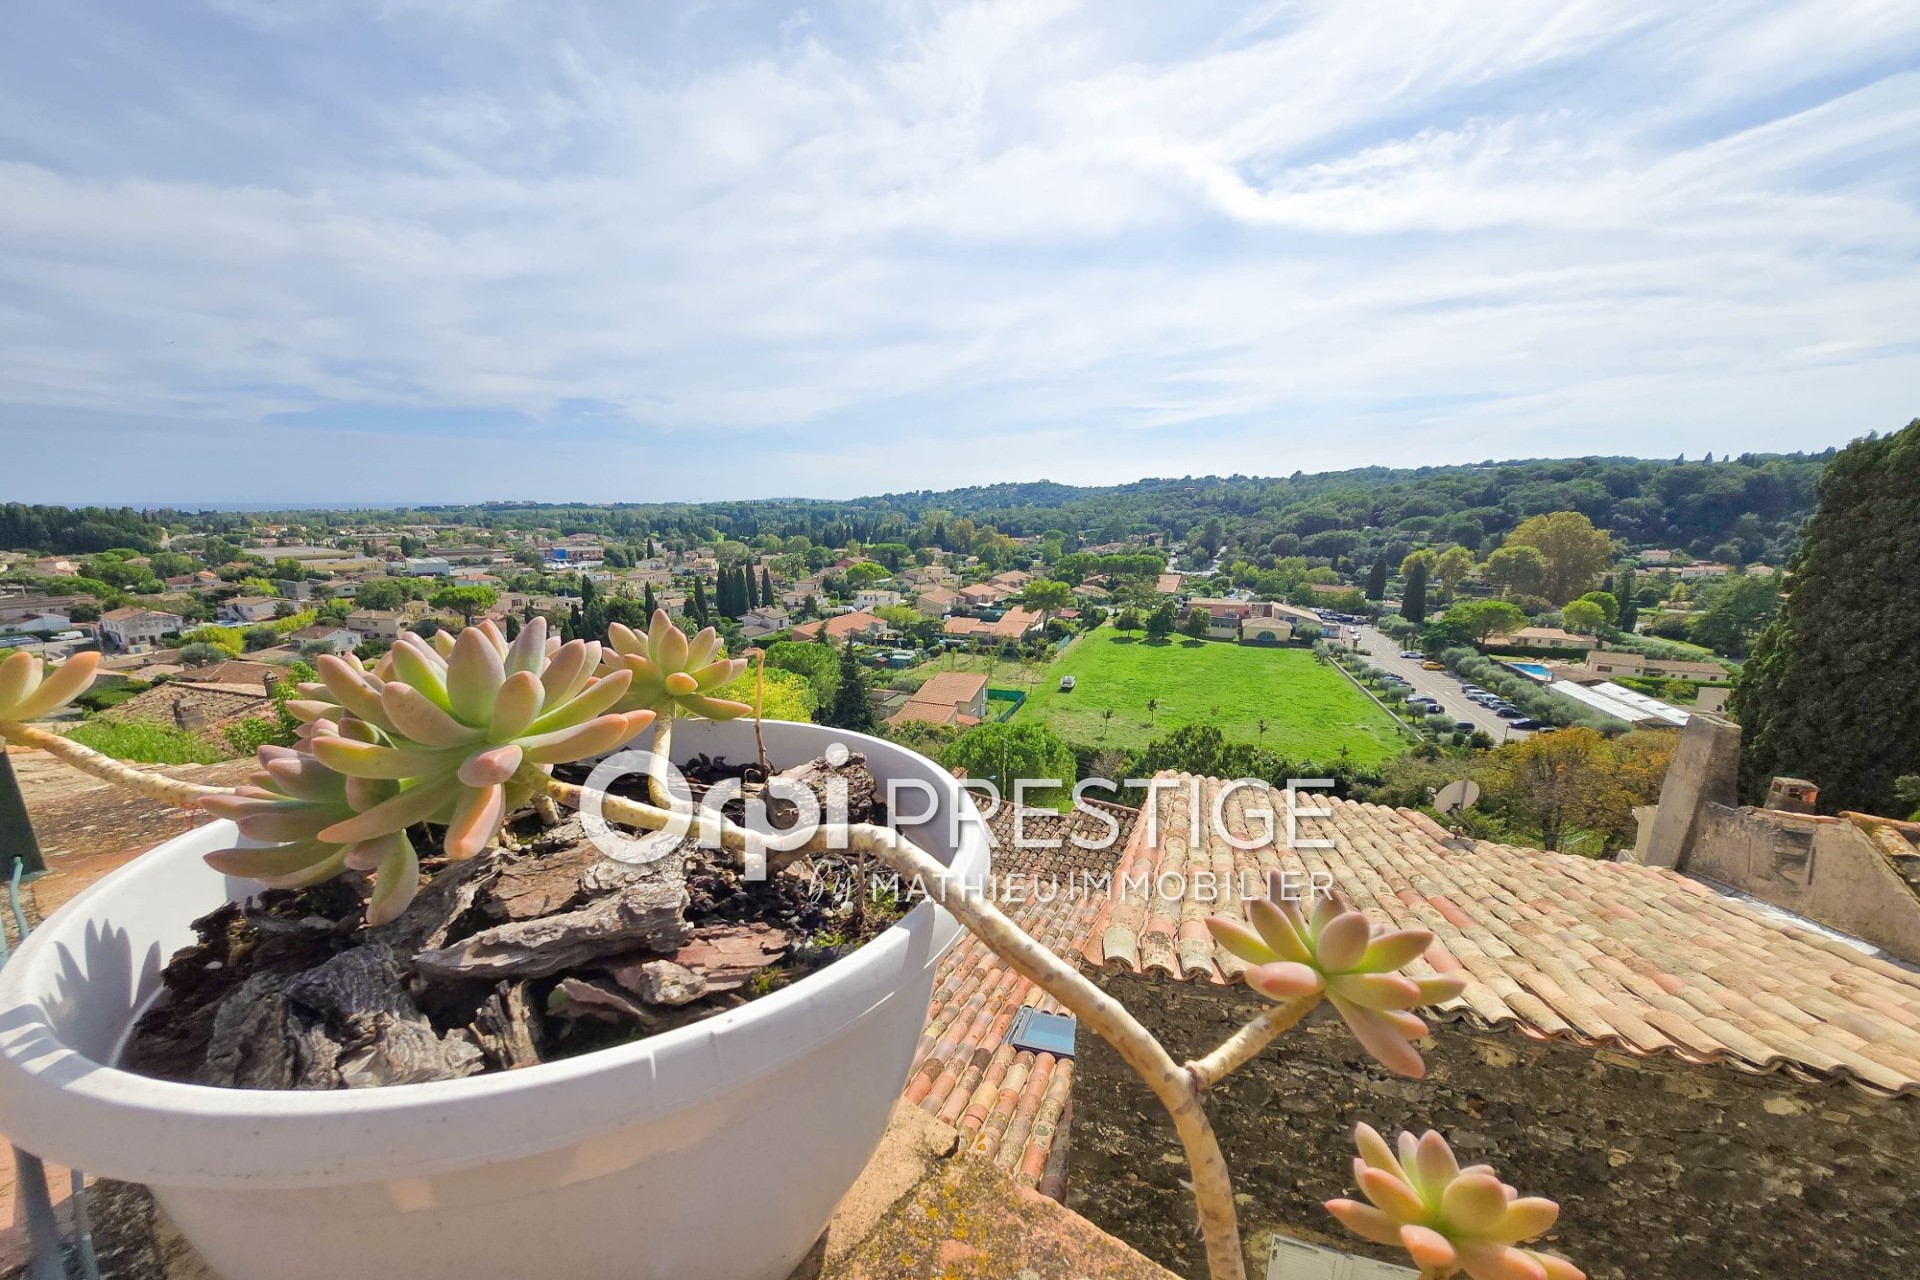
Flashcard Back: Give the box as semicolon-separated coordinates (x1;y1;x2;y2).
760;567;774;608
691;579;710;626
826;640;878;733
1730;419;1920;813
1365;556;1388;601
1614;564;1638;633
643;583;657;616
1401;559;1429;624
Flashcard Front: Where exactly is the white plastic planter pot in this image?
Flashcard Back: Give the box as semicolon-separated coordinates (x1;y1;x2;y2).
0;720;989;1280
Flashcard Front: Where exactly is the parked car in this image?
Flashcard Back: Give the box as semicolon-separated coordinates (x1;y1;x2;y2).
1399;650;1423;659
1422;661;1445;671
1452;721;1476;733
1512;718;1544;730
1496;707;1524;719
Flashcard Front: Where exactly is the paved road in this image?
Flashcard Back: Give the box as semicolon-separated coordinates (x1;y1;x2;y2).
1350;624;1534;743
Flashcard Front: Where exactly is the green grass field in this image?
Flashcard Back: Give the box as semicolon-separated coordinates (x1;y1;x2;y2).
1014;631;1408;763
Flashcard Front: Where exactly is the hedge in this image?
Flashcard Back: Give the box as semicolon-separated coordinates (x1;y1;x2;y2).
1436;647;1619;732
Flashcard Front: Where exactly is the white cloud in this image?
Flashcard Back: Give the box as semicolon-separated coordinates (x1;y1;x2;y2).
0;0;1915;503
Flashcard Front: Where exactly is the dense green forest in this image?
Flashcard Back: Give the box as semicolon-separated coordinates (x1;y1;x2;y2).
4;453;1831;570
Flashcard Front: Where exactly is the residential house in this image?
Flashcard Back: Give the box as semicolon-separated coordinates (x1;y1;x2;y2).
853;589;903;611
404;557;453;577
988;570;1033;592
916;587;961;617
1154;573;1183;595
1485;625;1593;650
943;608;1041;645
1638;548;1675;564
958;583;1007;609
5;612;73;636
288;624;358;655
31;557;79;577
739;607;790;641
218;596;280;625
98;606;185;652
275;579;315;601
1675;563;1732;580
780;578;823;609
345;610;407;642
888;672;990;728
0;596;84;625
1183;597;1257;639
1579;650;1727;681
788;611;892;645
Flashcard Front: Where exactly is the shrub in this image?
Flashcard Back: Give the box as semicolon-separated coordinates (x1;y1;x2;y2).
180;626;243;656
65;718;223;765
178;642;227;667
74;680;151;713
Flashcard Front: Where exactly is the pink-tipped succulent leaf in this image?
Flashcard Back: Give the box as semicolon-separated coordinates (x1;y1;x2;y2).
1325;1124;1582;1280
602;609;751;721
196;618;652;925
0;651;100;723
1205;873;1465;1078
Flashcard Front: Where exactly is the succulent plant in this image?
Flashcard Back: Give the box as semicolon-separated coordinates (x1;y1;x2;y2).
602;610;750;721
199;618;652;924
1326;1124;1582;1280
0;650;100;724
199;739;419;923
1206;878;1464;1078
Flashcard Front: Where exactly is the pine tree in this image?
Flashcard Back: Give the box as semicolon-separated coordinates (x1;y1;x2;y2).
1365;556;1388;601
826;640;878;733
1731;419;1920;813
1401;559;1429;624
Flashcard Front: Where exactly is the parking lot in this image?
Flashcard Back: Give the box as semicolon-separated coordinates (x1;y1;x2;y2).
1350;623;1536;741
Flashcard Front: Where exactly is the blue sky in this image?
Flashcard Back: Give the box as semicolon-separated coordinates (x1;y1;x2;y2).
2;1;1917;506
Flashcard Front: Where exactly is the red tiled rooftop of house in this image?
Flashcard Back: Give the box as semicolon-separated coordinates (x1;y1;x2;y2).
1086;772;1920;1097
902;796;1138;1197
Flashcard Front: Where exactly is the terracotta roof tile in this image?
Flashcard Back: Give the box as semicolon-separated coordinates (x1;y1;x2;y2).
902;797;1137;1192
1084;771;1920;1097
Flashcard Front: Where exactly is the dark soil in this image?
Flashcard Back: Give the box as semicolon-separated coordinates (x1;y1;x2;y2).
120;752;908;1090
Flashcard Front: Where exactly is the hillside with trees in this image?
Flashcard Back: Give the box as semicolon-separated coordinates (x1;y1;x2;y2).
21;452;1827;573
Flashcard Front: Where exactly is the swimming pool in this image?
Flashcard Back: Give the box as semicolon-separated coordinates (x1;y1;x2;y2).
1506;661;1552;680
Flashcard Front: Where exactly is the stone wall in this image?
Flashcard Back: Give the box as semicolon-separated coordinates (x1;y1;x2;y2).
1068;969;1920;1280
1684;804;1920;961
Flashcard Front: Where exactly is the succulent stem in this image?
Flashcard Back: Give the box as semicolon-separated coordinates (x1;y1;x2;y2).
1188;995;1320;1091
648;715;674;809
0;721;237;806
